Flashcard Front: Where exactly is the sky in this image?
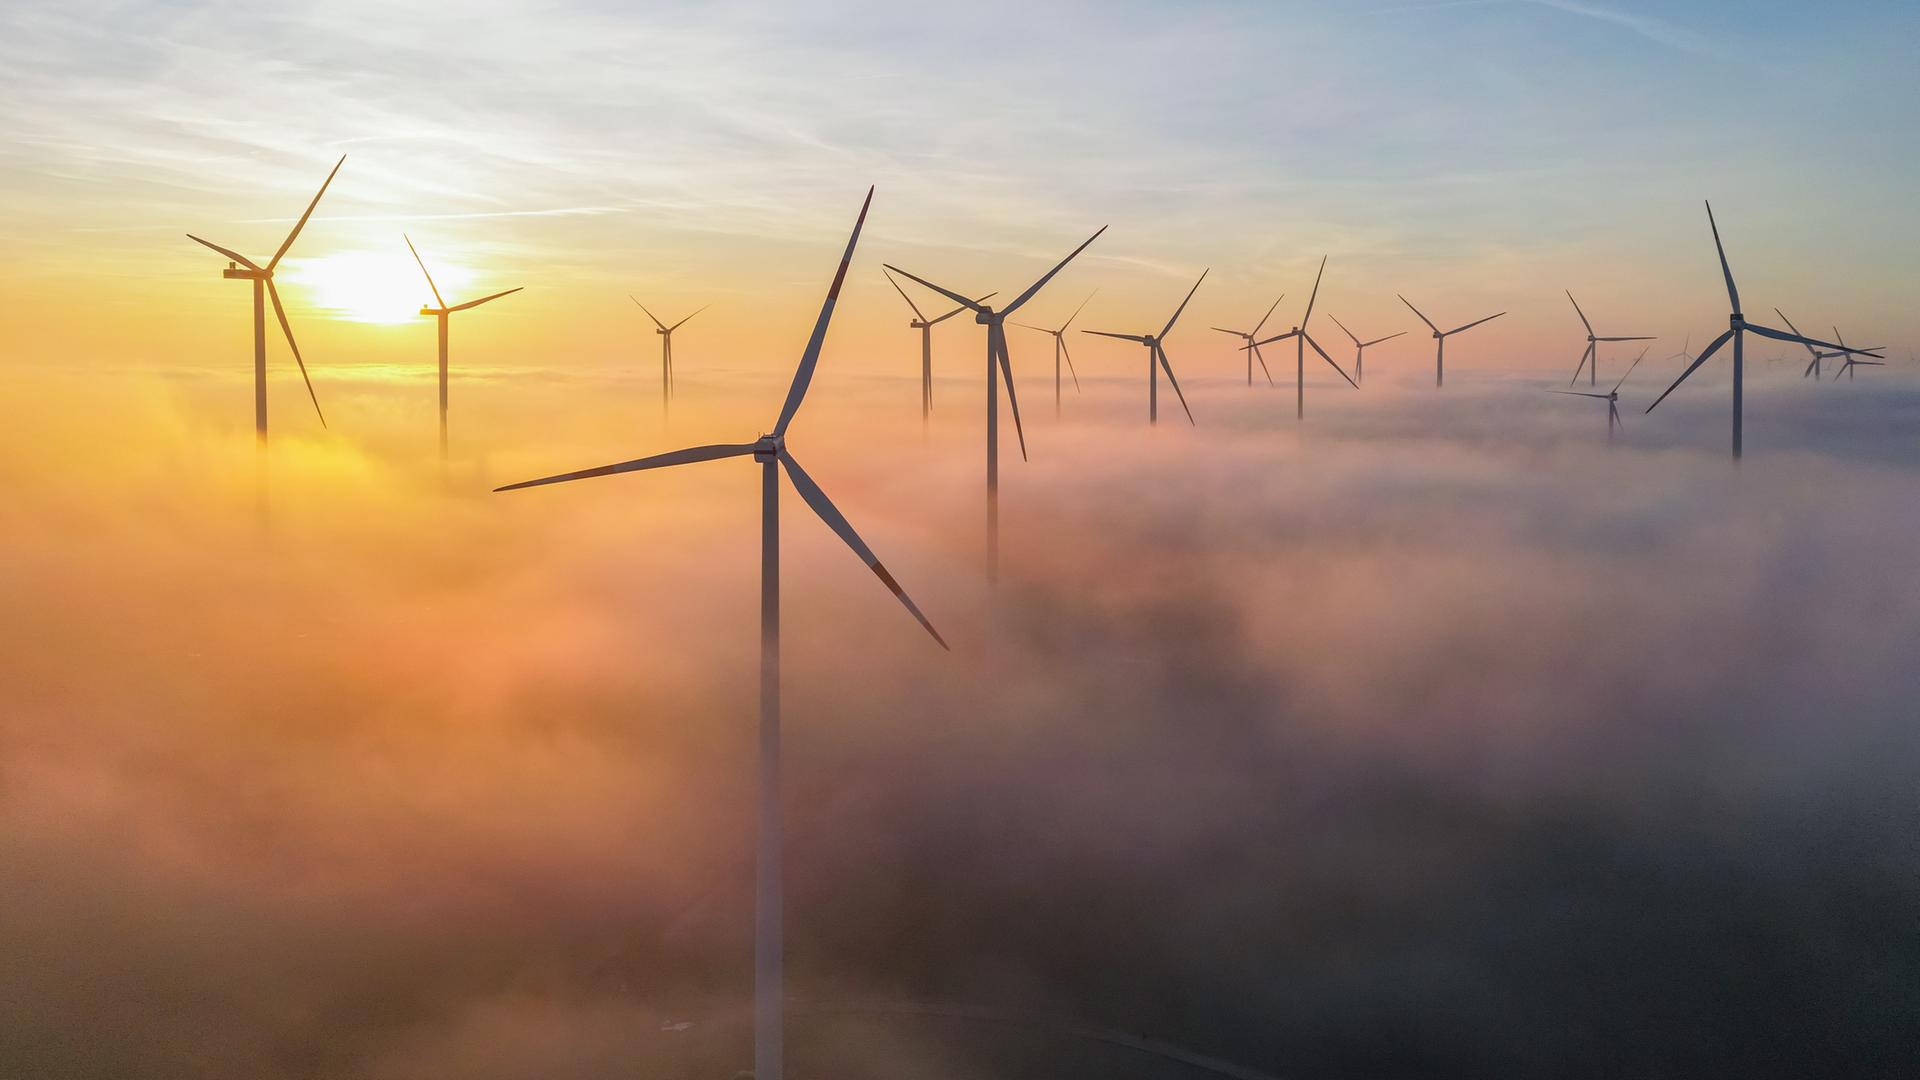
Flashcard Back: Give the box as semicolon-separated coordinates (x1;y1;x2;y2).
3;3;1919;1078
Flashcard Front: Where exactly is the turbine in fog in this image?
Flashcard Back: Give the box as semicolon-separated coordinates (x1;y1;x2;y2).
185;155;343;444
1550;345;1648;445
1327;315;1406;387
1016;289;1097;416
1828;327;1885;381
632;297;708;418
1083;270;1208;426
885;225;1107;582
405;235;522;465
1253;257;1356;418
1564;291;1655;386
1398;294;1503;389
1210;293;1284;387
1646;202;1877;458
497;189;944;1080
883;269;993;429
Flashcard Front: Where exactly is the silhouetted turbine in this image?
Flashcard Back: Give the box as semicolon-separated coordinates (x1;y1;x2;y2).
1646;202;1878;459
1828;327;1885;381
883;269;993;428
405;235;522;466
1564;291;1655;386
497;188;944;1080
1398;294;1503;389
1327;315;1405;387
1016;289;1097;416
632;297;708;417
1252;257;1357;418
1083;270;1208;426
186;154;343;444
885;225;1107;583
1210;293;1283;387
1549;345;1648;446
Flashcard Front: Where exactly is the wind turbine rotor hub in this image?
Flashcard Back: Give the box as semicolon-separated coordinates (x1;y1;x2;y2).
976;309;996;325
753;434;784;462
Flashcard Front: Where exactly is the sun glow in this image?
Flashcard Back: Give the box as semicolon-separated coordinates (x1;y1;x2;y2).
282;250;479;324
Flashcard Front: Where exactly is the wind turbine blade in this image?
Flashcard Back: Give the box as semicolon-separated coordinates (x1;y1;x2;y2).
1306;333;1357;388
1060;336;1081;390
630;296;668;331
1596;335;1657;342
995;332;1028;461
1253;294;1285;338
1014;322;1052;334
1704;201;1741;314
778;450;948;649
1746;322;1878;357
1252;342;1275;385
1063;288;1098;332
1565;290;1594;336
1448;312;1505;335
1210;327;1247;337
266;280;325;429
1569;342;1593;386
1612;346;1649;393
668;305;709;332
1398;295;1438;333
773;186;872;438
1001;225;1107;316
1772;309;1820;357
267;154;345;272
1645;328;1733;413
1083;330;1150;343
496;442;756;492
187;234;260;270
884;268;929;322
1549;390;1613;399
1155;344;1195;425
449;286;524;312
1301;256;1326;326
882;264;981;315
1252;329;1298;348
1159;268;1209;340
403;234;446;309
1363;331;1407;347
1329;314;1361;347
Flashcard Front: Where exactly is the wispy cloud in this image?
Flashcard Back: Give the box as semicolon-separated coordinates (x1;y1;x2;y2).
1373;0;1715;55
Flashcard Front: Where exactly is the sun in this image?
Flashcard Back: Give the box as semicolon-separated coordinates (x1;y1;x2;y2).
281;250;479;324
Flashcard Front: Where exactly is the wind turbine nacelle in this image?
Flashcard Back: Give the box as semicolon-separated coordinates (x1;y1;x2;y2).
1433;330;1443;339
975;311;994;325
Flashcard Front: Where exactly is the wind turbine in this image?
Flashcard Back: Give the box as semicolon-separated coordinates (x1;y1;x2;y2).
1564;291;1655;386
497;189;944;1080
185;154;343;444
1646;202;1877;459
1210;294;1283;387
882;269;992;428
632;297;708;416
1016;289;1097;416
1829;327;1885;381
884;225;1107;583
1327;315;1405;387
1549;345;1648;445
1774;309;1831;379
1397;295;1503;388
1082;270;1208;426
1252;257;1356;418
405;235;522;465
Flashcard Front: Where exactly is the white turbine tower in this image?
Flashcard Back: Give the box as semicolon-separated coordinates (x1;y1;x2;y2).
1326;315;1405;387
497;189;945;1080
1015;289;1098;416
1083;270;1209;426
1564;291;1655;386
1397;295;1503;388
1549;345;1649;445
1646;202;1876;458
1252;257;1357;418
885;226;1107;583
1210;293;1284;387
186;154;344;444
405;235;522;466
632;297;708;417
883;269;992;429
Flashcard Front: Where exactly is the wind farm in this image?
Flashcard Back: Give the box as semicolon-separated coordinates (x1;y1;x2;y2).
8;5;1920;1080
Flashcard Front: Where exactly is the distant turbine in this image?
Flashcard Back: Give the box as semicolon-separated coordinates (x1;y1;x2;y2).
1210;293;1284;387
1828;327;1885;381
1564;291;1655;386
1252;257;1356;418
1327;315;1406;387
1774;309;1831;380
186;154;343;444
1016;289;1097;416
883;269;993;428
1398;294;1504;389
885;225;1107;583
1549;345;1649;446
405;235;522;466
1083;270;1208;426
632;297;708;417
1665;336;1693;366
1646;202;1876;459
497;189;945;1080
